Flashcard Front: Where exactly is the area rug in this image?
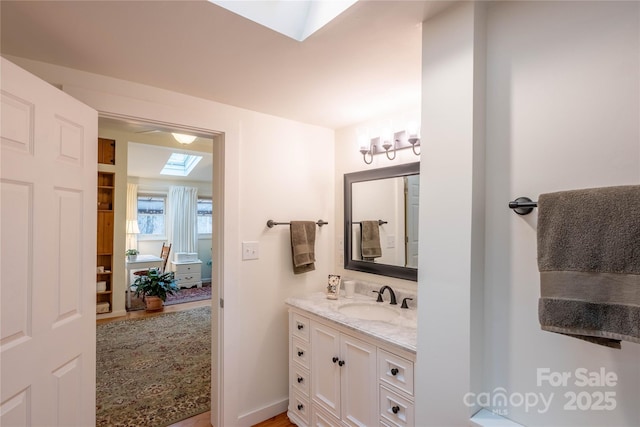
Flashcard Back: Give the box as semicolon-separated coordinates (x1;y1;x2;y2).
127;284;212;312
96;306;211;427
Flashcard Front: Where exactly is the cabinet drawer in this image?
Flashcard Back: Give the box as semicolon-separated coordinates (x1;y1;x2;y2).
291;364;310;397
291;336;310;369
290;391;310;425
311;405;341;427
175;272;201;282
174;263;200;273
379;386;414;427
378;349;414;396
174;273;202;289
292;312;310;341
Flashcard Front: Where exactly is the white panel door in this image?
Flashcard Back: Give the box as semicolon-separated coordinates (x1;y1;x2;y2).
1;58;97;426
311;321;341;419
340;334;377;427
405;175;419;268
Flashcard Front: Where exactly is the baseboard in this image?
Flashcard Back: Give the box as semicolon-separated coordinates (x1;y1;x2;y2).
96;309;127;320
237;397;289;426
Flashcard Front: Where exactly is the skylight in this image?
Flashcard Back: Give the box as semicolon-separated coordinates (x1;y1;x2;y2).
160;153;203;177
208;0;358;42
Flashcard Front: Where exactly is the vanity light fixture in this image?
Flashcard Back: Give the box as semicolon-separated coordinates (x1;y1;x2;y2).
358;126;421;165
380;126;396;160
360;140;376;165
406;121;421;155
171;133;197;145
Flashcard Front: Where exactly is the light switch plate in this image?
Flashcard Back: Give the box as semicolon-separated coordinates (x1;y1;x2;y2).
242;241;259;260
387;235;396;248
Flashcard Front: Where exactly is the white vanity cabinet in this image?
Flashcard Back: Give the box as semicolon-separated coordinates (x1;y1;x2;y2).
288;307;416;427
311;321;377;427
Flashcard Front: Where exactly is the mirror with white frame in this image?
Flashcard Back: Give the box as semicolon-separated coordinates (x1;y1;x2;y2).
344;162;419;281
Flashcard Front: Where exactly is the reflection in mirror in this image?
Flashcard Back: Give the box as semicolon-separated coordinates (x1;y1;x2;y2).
344;162;419;281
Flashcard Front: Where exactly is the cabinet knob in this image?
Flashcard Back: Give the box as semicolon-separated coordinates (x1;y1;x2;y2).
391;368;399;376
392;405;400;414
297;350;304;357
297;376;303;383
297;404;304;411
332;357;339;363
338;360;345;367
297;323;304;330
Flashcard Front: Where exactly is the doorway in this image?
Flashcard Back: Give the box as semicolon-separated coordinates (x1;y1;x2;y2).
96;115;223;425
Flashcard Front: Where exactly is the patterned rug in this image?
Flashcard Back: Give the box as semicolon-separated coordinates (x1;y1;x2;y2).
96;306;211;427
127;284;212;312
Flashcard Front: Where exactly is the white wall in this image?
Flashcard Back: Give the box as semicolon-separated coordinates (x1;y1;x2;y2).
483;2;640;426
5;55;334;426
415;2;486;426
334;107;420;291
416;1;640;426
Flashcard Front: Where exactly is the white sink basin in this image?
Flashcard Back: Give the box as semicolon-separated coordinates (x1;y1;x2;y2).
337;303;398;322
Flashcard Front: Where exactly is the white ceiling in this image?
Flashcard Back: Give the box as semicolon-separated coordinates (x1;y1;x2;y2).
127;141;213;183
0;0;453;130
98;117;214;183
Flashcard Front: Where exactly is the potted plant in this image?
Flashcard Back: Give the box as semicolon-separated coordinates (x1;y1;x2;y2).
125;249;139;261
130;268;179;311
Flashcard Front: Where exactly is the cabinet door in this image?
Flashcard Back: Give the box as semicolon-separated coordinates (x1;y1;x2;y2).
311;321;341;418
340;334;377;427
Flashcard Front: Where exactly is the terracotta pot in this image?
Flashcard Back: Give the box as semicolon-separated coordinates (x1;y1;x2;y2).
145;296;164;312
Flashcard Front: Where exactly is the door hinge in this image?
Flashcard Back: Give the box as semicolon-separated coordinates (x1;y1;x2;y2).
220;298;224;309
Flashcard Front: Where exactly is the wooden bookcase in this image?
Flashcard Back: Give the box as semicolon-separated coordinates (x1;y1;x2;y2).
98;137;116;165
97;138;116;314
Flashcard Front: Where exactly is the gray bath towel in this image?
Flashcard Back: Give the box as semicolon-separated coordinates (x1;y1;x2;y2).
361;220;382;260
537;185;640;348
290;221;316;274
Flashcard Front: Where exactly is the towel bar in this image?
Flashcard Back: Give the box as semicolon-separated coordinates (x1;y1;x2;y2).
351;220;388;226
266;219;328;228
508;197;538;215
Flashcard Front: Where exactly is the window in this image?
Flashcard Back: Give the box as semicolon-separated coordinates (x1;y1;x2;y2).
138;195;166;237
160;153;203;177
197;198;213;235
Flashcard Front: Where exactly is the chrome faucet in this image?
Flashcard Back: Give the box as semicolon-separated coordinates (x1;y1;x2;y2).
373;285;397;305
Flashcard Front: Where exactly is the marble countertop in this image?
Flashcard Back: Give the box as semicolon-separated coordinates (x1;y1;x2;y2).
285;292;417;353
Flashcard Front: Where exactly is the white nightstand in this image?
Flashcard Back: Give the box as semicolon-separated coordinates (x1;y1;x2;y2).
170;260;202;289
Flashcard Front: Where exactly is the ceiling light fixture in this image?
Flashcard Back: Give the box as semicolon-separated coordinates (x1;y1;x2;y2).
172;133;197;144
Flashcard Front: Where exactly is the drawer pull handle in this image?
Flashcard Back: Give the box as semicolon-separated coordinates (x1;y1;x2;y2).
297;323;304;330
332;357;339;363
392;405;400;414
297;376;303;383
297;351;304;357
391;368;399;376
297;404;304;411
338;360;345;367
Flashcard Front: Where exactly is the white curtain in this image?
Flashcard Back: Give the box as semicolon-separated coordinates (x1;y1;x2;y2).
166;186;198;254
125;183;139;250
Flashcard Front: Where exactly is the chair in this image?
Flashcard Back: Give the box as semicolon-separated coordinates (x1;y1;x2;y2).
133;243;172;276
159;242;171;272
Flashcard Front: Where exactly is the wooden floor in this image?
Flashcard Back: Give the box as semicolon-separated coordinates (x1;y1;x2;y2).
96;298;211;325
166;411;295;427
97;299;295;427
